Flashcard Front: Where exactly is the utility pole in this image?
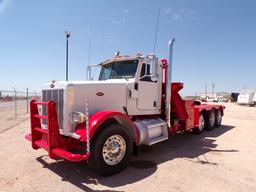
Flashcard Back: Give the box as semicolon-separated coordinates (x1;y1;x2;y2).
87;32;92;80
65;31;71;81
212;82;215;97
205;83;208;98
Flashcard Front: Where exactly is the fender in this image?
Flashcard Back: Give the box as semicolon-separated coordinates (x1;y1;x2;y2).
76;110;138;144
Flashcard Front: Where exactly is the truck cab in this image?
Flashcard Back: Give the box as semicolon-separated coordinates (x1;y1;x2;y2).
97;54;163;115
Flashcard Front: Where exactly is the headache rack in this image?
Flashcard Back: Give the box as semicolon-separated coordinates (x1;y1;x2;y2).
25;100;90;162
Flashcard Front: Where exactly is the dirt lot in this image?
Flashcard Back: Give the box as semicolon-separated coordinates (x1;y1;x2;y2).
0;103;256;192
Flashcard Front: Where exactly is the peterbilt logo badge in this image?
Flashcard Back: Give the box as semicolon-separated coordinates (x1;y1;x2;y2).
96;92;104;96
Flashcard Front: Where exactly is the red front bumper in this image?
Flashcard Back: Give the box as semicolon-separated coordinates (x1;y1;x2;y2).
25;134;90;162
26;100;90;162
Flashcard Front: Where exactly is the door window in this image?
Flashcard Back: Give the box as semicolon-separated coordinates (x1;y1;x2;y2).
140;63;152;82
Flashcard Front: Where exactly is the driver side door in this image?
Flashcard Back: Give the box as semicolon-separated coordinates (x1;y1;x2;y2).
137;63;159;110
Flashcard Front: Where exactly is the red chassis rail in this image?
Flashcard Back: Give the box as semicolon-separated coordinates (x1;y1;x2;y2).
25;100;90;162
170;82;225;133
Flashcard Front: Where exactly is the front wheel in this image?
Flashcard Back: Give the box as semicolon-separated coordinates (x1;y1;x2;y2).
87;124;133;176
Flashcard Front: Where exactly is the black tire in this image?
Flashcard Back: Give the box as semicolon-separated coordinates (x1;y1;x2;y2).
193;113;205;134
87;124;133;176
215;109;222;127
205;109;216;130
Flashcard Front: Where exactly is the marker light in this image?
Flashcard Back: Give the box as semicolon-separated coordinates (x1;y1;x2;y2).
71;112;86;124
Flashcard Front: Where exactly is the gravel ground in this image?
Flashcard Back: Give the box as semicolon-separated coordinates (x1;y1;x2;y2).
0;103;256;192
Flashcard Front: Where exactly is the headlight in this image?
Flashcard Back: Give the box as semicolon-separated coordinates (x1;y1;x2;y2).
71;112;86;124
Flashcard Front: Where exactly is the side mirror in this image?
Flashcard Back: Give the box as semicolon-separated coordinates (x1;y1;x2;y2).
150;73;158;82
86;66;91;80
86;64;101;80
147;54;158;81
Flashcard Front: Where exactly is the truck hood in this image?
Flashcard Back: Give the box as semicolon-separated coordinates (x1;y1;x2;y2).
43;79;134;90
43;79;134;115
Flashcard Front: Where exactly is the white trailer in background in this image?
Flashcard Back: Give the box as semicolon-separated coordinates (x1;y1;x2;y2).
237;92;254;106
253;93;256;105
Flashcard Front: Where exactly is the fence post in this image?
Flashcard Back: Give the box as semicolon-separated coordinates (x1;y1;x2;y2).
12;87;17;119
26;87;29;113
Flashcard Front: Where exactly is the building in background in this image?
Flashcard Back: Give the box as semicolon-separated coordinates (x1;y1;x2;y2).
200;93;217;100
199;92;231;102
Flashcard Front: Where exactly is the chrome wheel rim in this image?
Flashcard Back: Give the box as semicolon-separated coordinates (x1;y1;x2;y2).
102;135;126;166
199;114;205;131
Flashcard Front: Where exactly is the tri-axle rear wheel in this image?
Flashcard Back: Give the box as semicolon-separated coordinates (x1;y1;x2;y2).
215;109;222;127
205;109;216;130
193;113;205;134
87;124;133;176
194;108;222;133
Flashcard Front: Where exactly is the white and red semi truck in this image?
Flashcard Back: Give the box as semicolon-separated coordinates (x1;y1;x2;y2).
25;39;225;175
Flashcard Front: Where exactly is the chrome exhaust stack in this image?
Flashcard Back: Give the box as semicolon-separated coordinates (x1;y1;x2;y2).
165;39;175;128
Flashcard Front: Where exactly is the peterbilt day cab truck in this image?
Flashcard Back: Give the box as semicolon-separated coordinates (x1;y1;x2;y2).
25;39;225;175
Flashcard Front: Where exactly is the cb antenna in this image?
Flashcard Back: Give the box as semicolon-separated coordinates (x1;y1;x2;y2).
87;32;92;80
88;32;92;66
153;8;161;53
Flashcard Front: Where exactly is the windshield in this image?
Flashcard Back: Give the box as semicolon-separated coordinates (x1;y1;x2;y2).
99;60;138;80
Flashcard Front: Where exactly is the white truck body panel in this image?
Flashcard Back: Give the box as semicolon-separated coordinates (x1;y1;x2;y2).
137;81;159;110
42;75;163;136
253;93;256;104
237;92;254;105
126;60;163;115
43;79;128;135
66;80;127;114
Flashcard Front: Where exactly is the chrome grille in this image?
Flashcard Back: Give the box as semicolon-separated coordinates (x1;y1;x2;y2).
42;89;64;130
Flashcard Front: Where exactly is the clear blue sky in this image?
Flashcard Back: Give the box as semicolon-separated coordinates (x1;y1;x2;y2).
0;0;255;95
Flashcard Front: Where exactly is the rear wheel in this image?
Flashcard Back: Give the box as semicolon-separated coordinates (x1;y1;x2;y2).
205;110;216;130
87;124;133;176
215;109;222;127
193;113;205;134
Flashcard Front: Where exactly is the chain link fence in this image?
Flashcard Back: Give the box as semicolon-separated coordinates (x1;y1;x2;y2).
0;88;41;134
